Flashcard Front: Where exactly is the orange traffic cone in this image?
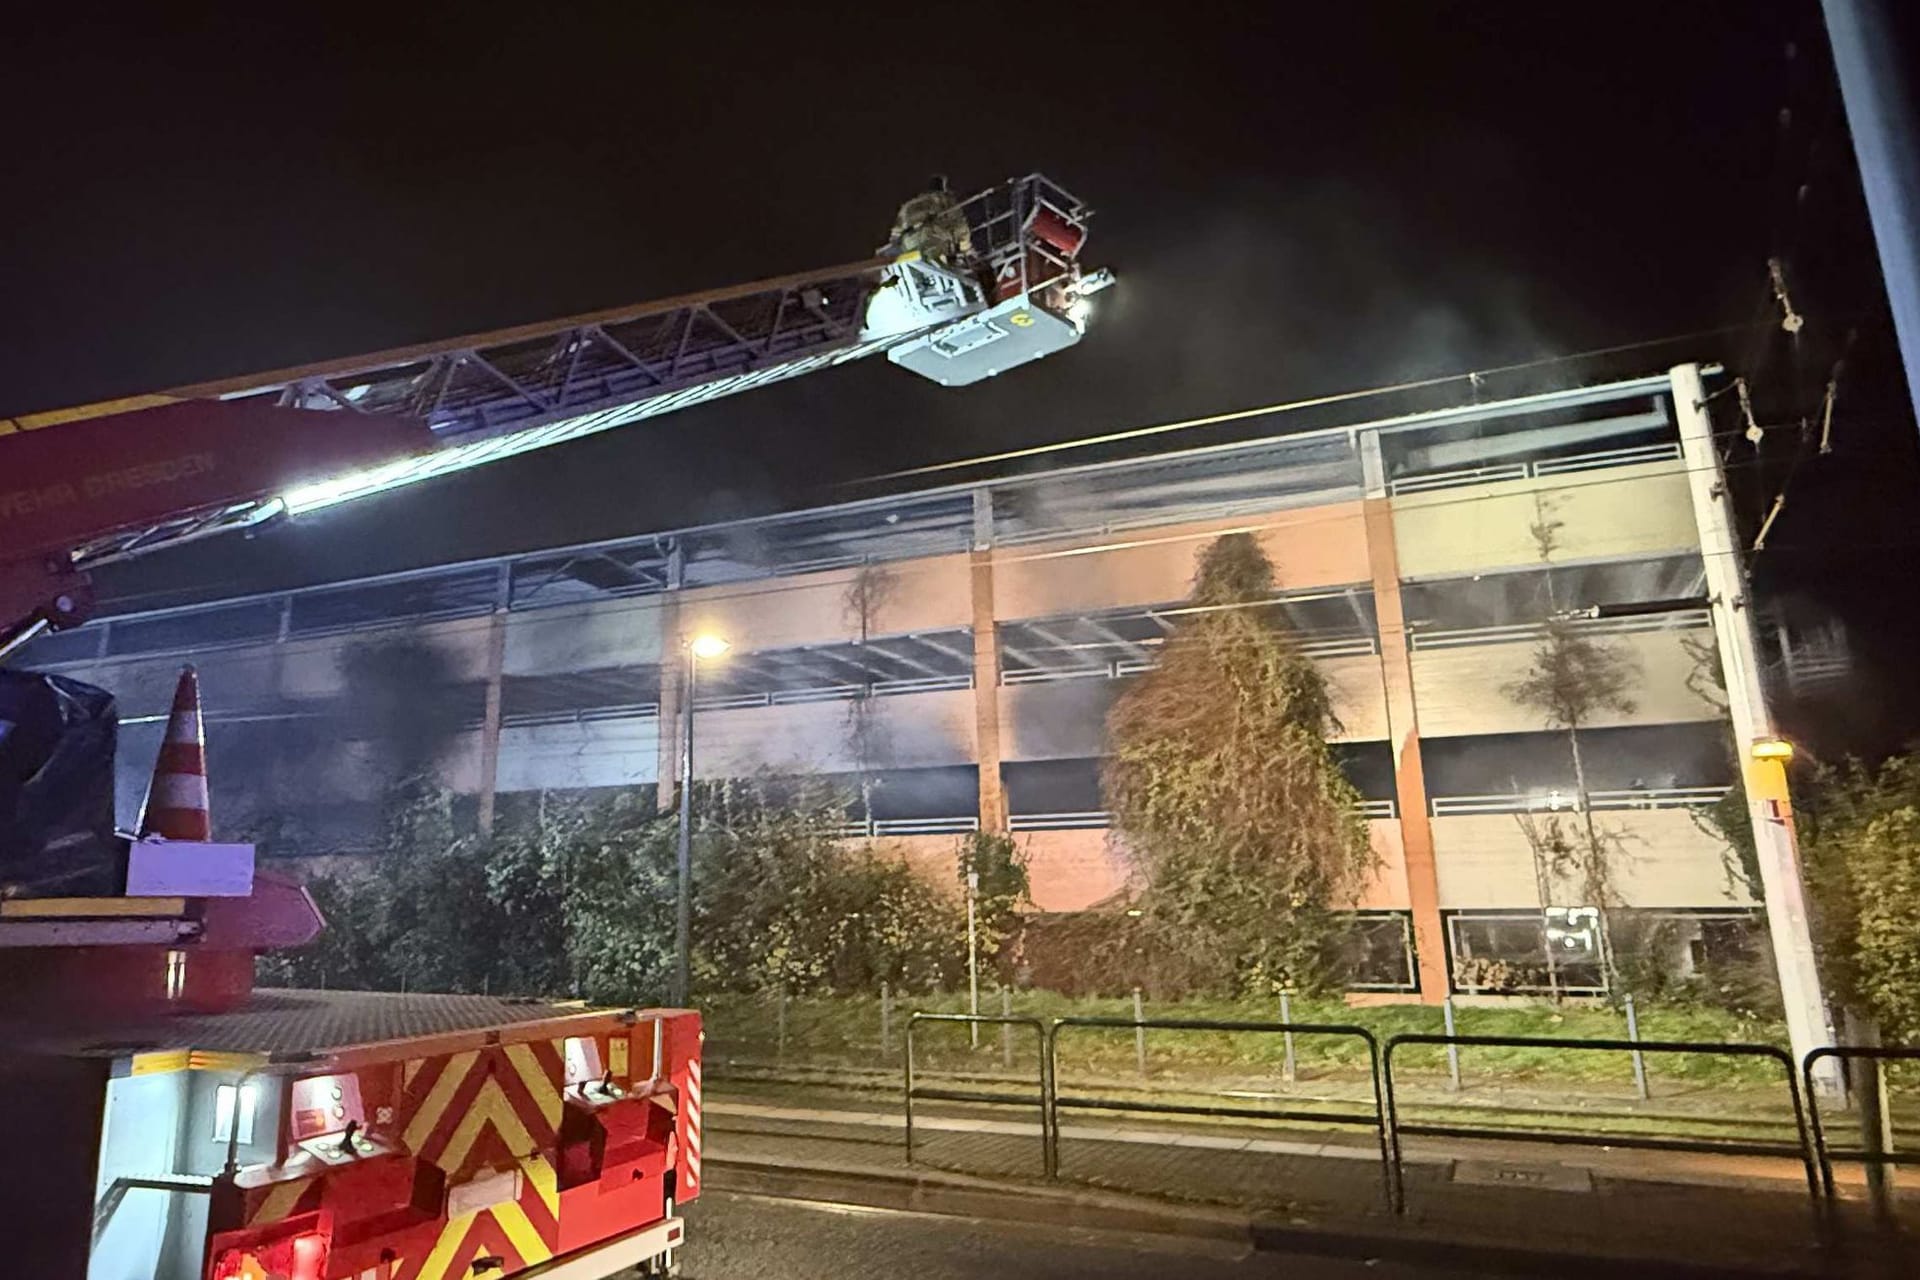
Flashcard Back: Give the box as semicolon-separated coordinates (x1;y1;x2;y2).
139;666;211;841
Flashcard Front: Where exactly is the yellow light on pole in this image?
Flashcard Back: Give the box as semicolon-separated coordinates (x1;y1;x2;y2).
689;634;730;660
1751;737;1795;763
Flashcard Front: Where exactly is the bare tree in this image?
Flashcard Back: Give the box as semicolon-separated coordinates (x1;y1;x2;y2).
842;564;900;831
1502;495;1641;993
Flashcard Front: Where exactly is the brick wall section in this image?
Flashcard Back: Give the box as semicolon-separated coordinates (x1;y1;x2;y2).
1364;497;1449;1002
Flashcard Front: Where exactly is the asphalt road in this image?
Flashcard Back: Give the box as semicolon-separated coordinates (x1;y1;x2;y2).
679;1191;1493;1279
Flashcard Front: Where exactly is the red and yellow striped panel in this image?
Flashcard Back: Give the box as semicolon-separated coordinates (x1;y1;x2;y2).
220;1016;698;1280
682;1056;703;1196
398;1042;563;1179
389;1154;559;1280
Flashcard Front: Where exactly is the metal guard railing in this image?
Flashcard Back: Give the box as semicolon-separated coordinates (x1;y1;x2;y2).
904;1012;1054;1175
1429;786;1730;817
1046;1016;1397;1210
1802;1045;1920;1200
900;1012;1915;1239
1382;1032;1820;1213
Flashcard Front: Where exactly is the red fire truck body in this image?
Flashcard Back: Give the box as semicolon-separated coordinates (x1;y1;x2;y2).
23;989;701;1280
203;1003;701;1280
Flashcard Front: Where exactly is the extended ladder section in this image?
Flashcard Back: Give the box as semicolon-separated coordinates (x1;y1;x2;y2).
67;173;1105;566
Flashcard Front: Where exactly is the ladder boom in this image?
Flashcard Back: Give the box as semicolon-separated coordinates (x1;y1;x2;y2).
1;173;1103;633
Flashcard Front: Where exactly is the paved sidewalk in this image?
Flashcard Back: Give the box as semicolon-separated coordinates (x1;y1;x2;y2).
703;1092;1920;1276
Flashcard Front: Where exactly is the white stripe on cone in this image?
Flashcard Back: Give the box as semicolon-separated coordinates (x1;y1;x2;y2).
149;772;211;811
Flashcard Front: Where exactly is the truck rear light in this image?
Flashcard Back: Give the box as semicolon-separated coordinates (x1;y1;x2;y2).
290;1232;327;1280
208;1229;327;1280
447;1166;523;1217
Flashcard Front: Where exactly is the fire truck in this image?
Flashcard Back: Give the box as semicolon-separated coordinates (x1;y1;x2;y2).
0;175;1104;1279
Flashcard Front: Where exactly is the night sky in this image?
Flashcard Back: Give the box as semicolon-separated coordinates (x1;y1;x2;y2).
4;4;1916;747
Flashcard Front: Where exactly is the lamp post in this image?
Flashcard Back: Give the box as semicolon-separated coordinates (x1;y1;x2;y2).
965;867;980;1048
673;632;729;1008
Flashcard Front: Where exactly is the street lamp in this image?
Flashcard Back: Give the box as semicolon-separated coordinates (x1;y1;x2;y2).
965;866;980;1048
673;632;729;1007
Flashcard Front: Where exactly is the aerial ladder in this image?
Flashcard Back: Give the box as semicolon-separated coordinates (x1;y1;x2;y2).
0;173;1109;657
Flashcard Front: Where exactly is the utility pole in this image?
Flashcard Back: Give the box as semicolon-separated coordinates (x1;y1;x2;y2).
1822;0;1920;431
1671;364;1837;1093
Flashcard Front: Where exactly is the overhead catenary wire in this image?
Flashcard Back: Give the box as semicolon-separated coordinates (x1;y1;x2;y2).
852;323;1772;486
1719;25;1877;565
90;321;1818;621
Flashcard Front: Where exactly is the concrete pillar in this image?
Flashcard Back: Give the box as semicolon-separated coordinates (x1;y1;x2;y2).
1671;363;1836;1090
1361;438;1450;1003
474;565;511;837
969;490;1009;833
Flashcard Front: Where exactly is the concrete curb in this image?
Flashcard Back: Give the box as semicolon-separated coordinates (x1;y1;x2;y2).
703;1152;1836;1278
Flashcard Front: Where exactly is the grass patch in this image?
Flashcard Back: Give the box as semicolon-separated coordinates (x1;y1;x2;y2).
699;989;1794;1089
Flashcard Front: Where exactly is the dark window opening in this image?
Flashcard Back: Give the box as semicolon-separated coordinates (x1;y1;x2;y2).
1336;913;1416;991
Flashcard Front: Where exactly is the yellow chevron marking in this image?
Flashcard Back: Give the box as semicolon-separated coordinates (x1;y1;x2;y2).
1;896;186;918
437;1078;534;1176
519;1153;560;1219
129;1050;191;1076
404;1050;478;1153
504;1042;562;1130
403;1057;424;1089
187;1051;265;1073
248;1177;313;1226
415;1209;478;1280
491;1201;554;1267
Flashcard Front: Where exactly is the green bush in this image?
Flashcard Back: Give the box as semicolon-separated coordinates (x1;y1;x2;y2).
263;778;979;1004
695;786;966;996
1803;756;1920;1040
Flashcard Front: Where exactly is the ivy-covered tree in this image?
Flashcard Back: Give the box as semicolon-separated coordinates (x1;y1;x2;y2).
958;830;1031;983
1103;532;1374;995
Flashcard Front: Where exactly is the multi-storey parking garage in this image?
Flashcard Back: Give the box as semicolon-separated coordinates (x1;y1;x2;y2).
22;371;1782;1001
